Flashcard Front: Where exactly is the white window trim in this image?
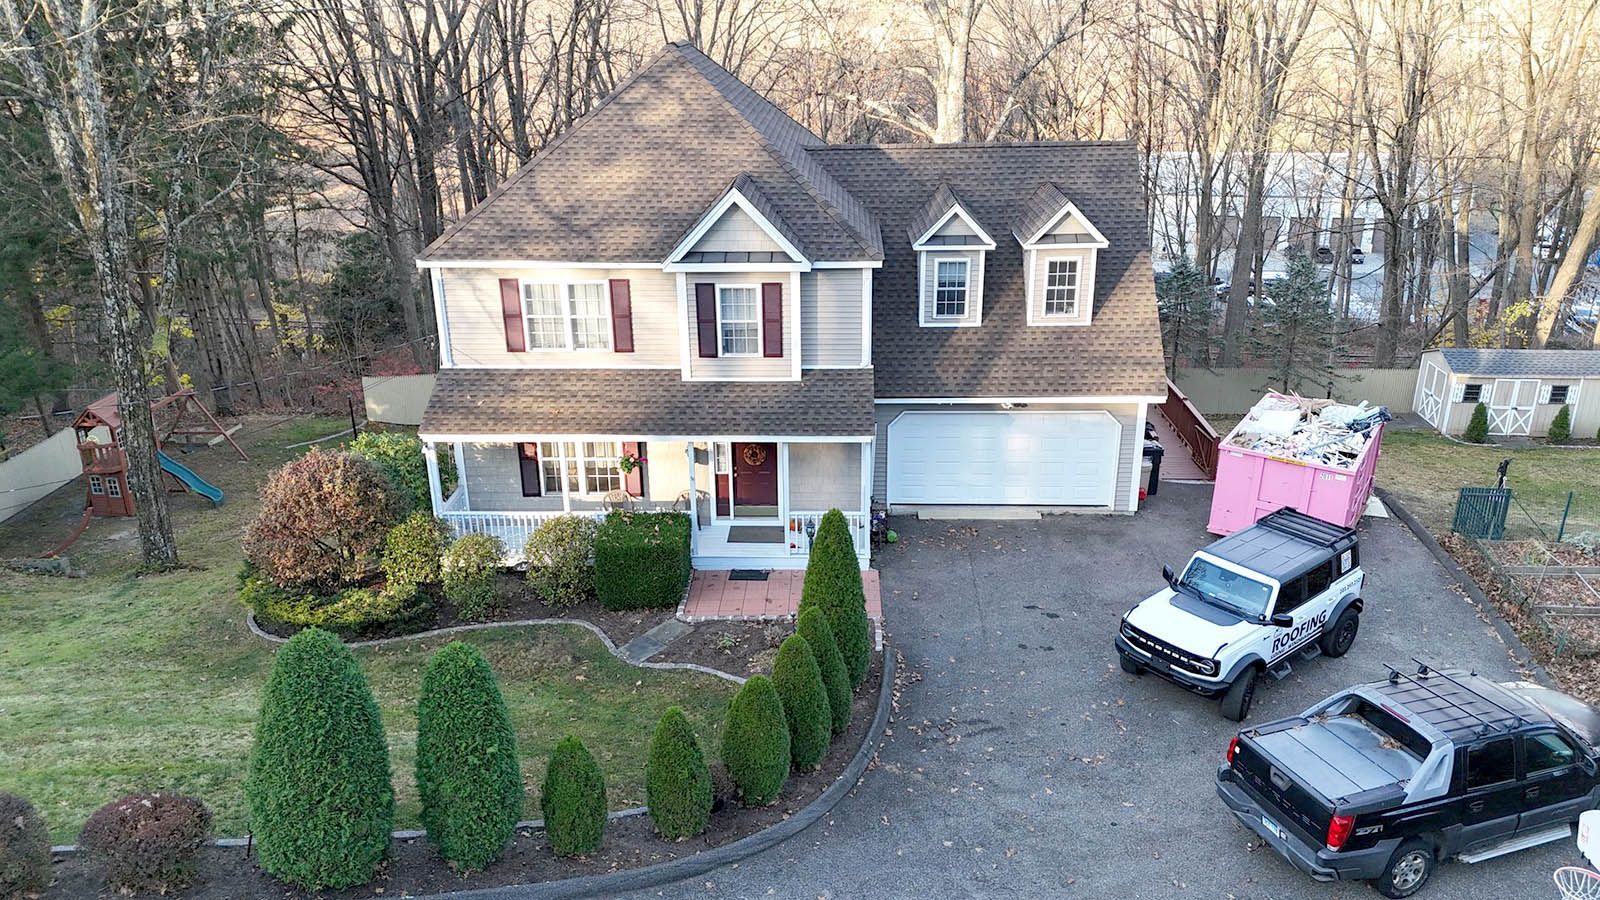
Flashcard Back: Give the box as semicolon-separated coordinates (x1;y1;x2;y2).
520;279;613;351
89;474;104;495
664;187;809;267
1040;257;1081;319
932;258;970;319
1025;250;1094;327
715;283;763;357
919;253;982;327
538;440;624;497
106;476;122;498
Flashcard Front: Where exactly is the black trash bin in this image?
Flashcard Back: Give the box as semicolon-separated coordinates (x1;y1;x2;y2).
1142;440;1164;497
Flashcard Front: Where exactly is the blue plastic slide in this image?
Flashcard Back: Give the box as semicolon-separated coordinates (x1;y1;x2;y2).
157;450;224;507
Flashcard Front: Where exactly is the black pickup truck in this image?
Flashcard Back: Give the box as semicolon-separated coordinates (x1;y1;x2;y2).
1216;664;1600;897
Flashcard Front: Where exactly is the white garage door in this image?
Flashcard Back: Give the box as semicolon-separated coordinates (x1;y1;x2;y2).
887;411;1122;506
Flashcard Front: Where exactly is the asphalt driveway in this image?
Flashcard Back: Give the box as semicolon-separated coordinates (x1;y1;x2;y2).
626;483;1580;899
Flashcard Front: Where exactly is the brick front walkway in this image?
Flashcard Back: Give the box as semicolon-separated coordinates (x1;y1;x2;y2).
680;569;882;622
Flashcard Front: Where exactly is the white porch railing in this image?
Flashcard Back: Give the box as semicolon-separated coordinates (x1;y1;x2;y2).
439;509;607;561
785;511;869;560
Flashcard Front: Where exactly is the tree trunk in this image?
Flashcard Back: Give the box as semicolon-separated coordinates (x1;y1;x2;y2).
1535;185;1600;347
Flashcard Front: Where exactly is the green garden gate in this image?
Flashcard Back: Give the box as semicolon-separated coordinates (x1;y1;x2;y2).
1452;487;1512;540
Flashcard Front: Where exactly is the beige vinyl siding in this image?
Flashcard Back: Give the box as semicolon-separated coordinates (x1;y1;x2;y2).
1441;376;1600;437
686;273;793;380
692;206;784;254
641;441;690;504
933;212;976;237
441;267;678;368
919;250;984;326
788;442;862;510
872;402;1141;512
1028;248;1096;325
801;269;864;367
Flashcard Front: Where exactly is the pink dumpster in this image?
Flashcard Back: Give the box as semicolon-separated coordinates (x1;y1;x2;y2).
1206;393;1385;536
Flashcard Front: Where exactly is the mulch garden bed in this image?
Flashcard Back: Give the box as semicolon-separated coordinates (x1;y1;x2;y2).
42;653;887;900
653;620;792;676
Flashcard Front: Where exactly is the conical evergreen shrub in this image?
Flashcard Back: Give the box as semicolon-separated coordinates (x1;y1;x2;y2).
719;675;790;806
771;635;831;770
797;607;851;735
645;707;713;840
1550;404;1573;442
541;736;606;856
416;641;524;872
798;509;871;686
245;628;393;889
1465;401;1490;443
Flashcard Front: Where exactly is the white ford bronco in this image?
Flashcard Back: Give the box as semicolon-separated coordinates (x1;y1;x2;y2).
1114;508;1364;721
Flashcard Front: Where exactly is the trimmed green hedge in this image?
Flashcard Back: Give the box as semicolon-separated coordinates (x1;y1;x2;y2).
772;635;830;771
382;512;446;586
442;533;505;620
541;736;606;857
593;511;691;610
797;608;851;736
346;431;453;513
719;675;789;807
0;792;50;898
417;642;523;872
245;628;394;889
1551;404;1573;442
239;565;433;639
524;515;599;607
645;707;713;840
798;509;871;687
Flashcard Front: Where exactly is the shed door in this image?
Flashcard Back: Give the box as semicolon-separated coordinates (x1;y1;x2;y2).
1488;379;1538;436
887;411;1121;506
1416;360;1448;430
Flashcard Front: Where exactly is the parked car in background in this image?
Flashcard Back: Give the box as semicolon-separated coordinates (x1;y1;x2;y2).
1315;246;1335;264
1217;665;1600;897
1116;509;1363;721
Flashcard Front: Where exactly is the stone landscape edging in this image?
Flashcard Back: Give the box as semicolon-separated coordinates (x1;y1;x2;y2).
417;646;897;900
244;611;746;684
1374;486;1553;685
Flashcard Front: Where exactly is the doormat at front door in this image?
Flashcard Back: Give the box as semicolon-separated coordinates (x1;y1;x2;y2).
728;569;769;581
727;525;785;544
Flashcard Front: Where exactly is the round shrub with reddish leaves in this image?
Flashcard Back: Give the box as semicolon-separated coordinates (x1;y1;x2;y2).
0;792;50;898
243;449;403;590
78;792;211;894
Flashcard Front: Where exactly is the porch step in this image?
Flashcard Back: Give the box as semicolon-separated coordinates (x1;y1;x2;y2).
1458;823;1572;864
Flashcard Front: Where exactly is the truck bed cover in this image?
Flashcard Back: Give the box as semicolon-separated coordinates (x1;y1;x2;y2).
1253;714;1420;802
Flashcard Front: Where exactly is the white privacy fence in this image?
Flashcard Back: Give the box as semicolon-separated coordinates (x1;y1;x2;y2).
0;428;82;524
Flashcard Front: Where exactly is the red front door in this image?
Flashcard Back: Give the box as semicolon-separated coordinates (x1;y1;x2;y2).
731;442;778;510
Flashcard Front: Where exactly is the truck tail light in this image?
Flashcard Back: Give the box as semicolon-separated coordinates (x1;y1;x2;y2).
1226;735;1240;764
1326;814;1355;851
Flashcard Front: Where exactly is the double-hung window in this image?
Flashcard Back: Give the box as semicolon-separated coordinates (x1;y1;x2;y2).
522;282;610;350
934;259;969;318
538;441;622;495
1043;258;1080;317
718;285;760;356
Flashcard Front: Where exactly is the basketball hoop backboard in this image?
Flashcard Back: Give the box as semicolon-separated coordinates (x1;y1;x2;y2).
1579;810;1600;869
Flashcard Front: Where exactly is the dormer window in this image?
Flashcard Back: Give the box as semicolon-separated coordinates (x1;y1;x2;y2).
910;184;994;328
1042;259;1080;317
934;259;969;317
1015;183;1108;327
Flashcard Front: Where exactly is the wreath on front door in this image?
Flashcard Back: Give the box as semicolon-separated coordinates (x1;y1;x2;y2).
741;444;768;467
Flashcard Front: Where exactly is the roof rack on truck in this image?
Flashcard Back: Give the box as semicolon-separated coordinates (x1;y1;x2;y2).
1377;661;1530;739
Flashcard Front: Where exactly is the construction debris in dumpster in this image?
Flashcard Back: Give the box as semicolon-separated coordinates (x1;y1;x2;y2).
1224;394;1391;469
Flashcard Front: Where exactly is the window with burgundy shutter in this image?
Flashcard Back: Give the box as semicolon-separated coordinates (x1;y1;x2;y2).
695;283;718;357
499;278;525;352
761;283;783;358
609;279;634;352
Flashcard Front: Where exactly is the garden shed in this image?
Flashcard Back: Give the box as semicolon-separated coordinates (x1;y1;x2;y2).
1414;348;1600;438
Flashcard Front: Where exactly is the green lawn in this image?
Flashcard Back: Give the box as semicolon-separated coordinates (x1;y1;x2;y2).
0;416;731;841
1376;430;1600;539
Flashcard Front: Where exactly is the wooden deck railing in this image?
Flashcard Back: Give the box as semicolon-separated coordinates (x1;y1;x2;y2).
1156;377;1220;479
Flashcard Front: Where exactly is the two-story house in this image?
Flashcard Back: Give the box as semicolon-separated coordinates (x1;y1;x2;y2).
413;42;1166;571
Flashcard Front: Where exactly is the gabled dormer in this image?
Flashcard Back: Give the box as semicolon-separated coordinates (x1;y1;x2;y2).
1014;183;1109;327
666;173;810;271
908;184;994;328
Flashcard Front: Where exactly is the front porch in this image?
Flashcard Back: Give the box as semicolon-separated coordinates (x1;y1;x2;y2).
423;437;871;570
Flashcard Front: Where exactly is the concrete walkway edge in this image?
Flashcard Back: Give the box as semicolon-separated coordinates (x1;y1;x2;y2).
424;647;898;900
1374;486;1553;685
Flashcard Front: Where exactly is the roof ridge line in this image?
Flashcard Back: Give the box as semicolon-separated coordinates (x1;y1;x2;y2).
812;138;1138;151
419;45;676;259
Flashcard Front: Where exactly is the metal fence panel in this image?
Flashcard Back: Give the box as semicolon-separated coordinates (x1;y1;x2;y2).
1453;487;1513;540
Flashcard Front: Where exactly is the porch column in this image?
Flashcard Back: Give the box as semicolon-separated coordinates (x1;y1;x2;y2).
777;442;791;525
685;444;699;558
423;440;444;515
859;440;872;514
452;442;469;508
559;443;572;513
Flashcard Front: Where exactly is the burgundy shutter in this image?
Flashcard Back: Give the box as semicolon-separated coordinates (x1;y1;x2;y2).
499;278;525;352
609;279;634;352
694;283;718;358
761;283;783;358
622;441;644;497
517;443;541;497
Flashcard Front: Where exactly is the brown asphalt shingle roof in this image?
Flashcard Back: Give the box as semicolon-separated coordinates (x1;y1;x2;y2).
811;142;1167;399
418;369;876;437
420;43;881;264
